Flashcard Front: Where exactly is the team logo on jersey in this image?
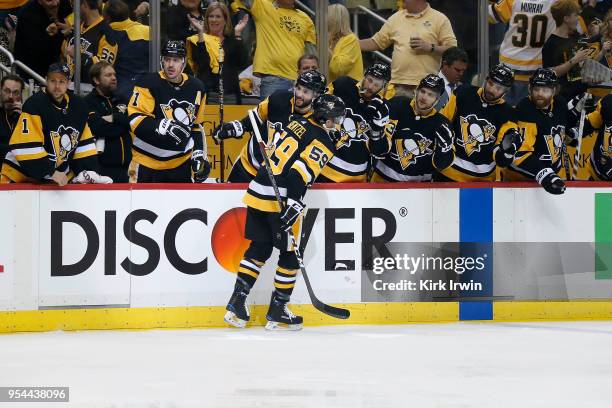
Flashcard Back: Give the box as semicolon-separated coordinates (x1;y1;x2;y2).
458;115;496;156
601;126;612;158
280;16;302;33
69;37;92;54
392;131;433;170
161;99;196;125
542;125;565;163
50;125;80;165
266;121;288;158
336;108;369;149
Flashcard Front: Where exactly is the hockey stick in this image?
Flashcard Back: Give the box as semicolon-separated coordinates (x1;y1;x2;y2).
561;139;572;181
572;93;591;180
247;109;350;320
218;42;225;182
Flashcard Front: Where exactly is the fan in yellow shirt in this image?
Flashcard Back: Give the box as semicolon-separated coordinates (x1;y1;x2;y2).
328;4;363;83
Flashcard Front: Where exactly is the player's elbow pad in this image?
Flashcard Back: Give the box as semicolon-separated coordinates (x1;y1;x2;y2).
368;138;390;159
285;171;307;202
494;146;514;168
433;149;454;171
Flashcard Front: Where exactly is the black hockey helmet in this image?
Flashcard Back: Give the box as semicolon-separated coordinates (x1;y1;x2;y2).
295;70;327;95
529;68;558;88
161;40;186;58
417;74;445;96
312;94;346;124
364;62;391;82
488;63;514;87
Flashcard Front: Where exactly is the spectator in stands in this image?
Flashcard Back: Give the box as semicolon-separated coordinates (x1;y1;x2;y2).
14;0;72;79
601;8;612;67
328;4;363;82
234;0;317;100
436;46;468;110
186;2;249;104
62;0;118;91
297;54;319;74
543;0;592;99
104;0;150;103
84;61;131;182
359;0;456;98
165;0;204;42
0;74;24;163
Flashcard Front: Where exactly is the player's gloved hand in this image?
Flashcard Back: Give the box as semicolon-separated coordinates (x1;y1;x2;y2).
565;127;580;147
434;123;454;153
536;168;566;195
213;120;244;144
72;170;113;184
365;97;389;140
191;149;210;183
279;198;305;232
157;118;191;146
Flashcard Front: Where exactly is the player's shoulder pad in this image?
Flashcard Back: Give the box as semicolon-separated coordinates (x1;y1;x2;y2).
601;94;612;115
268;90;294;108
186;74;207;92
554;95;569;114
331;76;358;93
387;95;411;119
21;91;48;114
134;72;163;90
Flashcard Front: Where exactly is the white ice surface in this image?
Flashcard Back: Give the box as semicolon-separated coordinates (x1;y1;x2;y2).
1;321;611;408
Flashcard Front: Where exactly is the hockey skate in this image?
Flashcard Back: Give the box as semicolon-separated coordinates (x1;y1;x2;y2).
265;292;303;331
224;280;250;328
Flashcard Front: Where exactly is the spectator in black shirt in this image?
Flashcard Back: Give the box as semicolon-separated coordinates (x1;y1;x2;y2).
542;0;592;99
164;0;204;42
84;61;131;182
0;74;23;162
186;2;249;104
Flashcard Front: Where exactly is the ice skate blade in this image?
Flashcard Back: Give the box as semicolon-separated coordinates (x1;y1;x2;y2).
224;311;247;328
264;321;303;331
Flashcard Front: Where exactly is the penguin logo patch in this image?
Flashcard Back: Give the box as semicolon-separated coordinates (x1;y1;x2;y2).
542;125;565;163
392;130;433;170
50;125;80;165
458;114;496;156
161;99;196;125
336;108;369;149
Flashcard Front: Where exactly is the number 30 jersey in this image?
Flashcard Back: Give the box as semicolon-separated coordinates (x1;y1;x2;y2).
243;116;336;213
489;0;555;76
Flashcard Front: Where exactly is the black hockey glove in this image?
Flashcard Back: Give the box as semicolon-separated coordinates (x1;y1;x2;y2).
157;118;191;147
434;123;454;153
213;120;244;143
536;168;566;195
495;128;523;167
365;97;389;140
279;198;305;232
191;149;210;183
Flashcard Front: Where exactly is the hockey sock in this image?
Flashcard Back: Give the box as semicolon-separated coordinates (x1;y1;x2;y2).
237;258;264;289
273;250;300;298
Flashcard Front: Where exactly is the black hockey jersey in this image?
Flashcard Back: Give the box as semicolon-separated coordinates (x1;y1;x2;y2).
230;90;310;181
1;91;98;183
62;16;118;84
243;116;335;213
370;97;454;182
318;76;373;183
503;95;569;181
585;94;612;180
128;71;206;170
440;86;517;181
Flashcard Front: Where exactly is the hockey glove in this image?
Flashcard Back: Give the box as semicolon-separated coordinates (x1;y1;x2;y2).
279;198;305;232
536;168;566;195
157;119;191;147
213;120;244;144
495;128;523;167
191;149;210;183
434;123;454;153
72;170;113;184
365;97;389;140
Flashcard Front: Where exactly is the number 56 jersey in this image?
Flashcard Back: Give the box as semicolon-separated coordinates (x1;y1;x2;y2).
243;116;336;213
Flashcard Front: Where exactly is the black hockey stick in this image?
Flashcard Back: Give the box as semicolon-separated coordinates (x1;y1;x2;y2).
572;93;591;180
247;109;350;320
218;42;225;182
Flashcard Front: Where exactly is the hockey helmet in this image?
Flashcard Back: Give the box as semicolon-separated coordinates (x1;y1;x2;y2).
487;63;514;88
417;74;445;96
295;70;327;95
364;62;391;82
161;40;187;58
529;68;559;88
312;94;346;125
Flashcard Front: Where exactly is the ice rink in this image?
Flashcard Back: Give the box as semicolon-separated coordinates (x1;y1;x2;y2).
1;321;611;408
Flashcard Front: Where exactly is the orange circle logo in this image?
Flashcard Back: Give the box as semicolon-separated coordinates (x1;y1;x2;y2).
211;207;251;273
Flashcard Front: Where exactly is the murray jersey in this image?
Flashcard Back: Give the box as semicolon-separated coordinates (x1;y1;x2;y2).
243;116;335;213
585;94;612;180
1;91;98;183
440;85;518;181
62;16;118;84
128;71;206;170
489;0;555;76
370;97;454;182
504;95;569;180
317;76;377;183
231;90;310;181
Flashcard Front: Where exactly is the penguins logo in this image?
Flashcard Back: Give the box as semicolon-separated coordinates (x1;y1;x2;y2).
50;125;80;165
543;125;565;163
161;99;196;125
336;108;369;149
600;125;612;158
392;130;433;170
266;121;287;158
458;115;496;156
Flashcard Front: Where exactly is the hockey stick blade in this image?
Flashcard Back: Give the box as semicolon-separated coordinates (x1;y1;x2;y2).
247;109;350;320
